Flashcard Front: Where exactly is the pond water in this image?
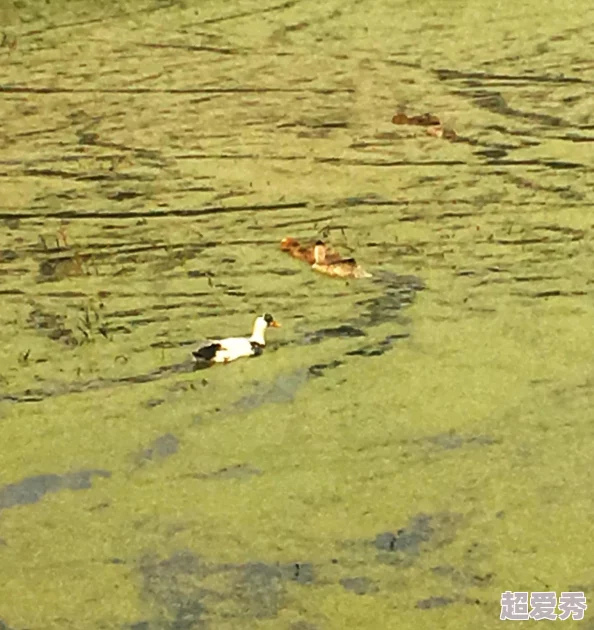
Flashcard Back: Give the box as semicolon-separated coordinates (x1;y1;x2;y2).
0;0;593;628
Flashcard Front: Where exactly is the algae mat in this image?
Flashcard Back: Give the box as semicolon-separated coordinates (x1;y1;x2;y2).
1;0;593;628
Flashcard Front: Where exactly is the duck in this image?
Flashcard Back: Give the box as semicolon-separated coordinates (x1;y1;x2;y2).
311;241;372;279
192;313;281;365
280;237;343;265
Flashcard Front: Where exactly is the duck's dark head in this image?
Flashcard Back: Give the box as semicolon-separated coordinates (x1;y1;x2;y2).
263;313;281;328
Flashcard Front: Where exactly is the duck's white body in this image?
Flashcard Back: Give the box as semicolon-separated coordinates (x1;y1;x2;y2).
192;314;280;365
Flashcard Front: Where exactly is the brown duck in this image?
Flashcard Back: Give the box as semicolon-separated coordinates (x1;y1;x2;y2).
280;237;343;265
311;241;372;279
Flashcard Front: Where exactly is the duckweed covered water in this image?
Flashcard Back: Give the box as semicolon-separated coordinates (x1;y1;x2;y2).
1;0;593;628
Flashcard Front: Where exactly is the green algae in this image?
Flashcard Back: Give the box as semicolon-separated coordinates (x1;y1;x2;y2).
1;0;593;628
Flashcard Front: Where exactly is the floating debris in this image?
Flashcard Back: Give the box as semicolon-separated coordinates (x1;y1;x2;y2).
37;253;89;282
27;306;77;345
391;112;441;126
36;226;95;281
190;464;262;481
391;111;457;141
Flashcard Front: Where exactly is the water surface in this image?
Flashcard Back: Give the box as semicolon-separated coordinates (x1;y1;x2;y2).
0;0;593;628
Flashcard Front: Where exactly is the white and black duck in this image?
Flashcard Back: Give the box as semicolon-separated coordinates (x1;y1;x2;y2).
192;313;281;365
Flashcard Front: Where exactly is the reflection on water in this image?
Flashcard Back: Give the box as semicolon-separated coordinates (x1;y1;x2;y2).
0;0;593;627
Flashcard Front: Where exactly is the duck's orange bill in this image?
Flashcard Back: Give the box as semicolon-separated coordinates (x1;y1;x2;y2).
269;320;281;328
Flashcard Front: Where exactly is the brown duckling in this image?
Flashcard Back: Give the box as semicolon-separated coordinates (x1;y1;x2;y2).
311;241;372;279
280;237;343;265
